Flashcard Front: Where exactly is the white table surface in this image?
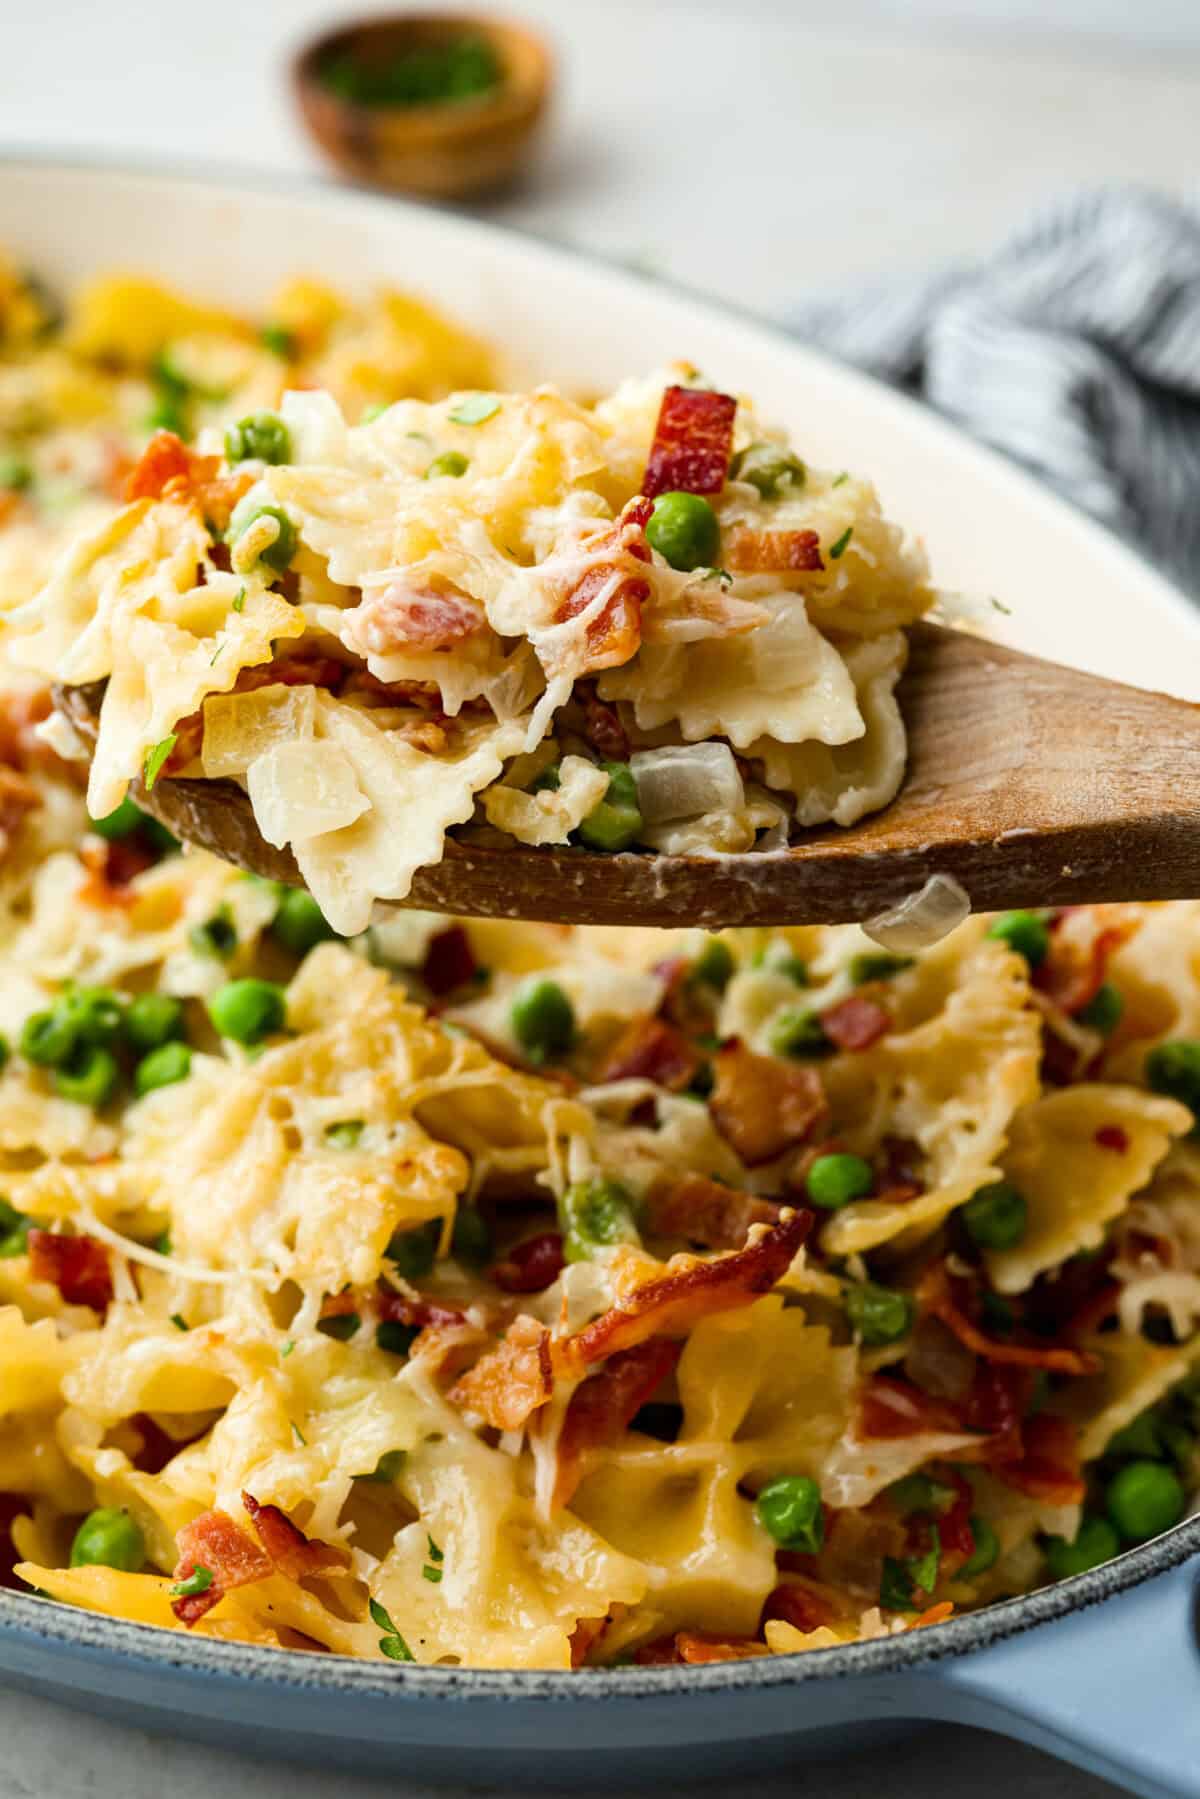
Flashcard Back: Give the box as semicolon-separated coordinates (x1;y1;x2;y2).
2;2;1197;1793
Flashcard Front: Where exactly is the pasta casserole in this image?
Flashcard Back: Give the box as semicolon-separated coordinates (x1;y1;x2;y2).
1;256;1199;1671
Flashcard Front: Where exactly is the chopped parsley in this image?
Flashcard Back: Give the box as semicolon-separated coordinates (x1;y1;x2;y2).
369;1597;415;1661
231;587;246;614
291;1421;307;1447
169;1312;188;1331
354;1450;407;1484
990;596;1013;616
831;471;850;487
324;1118;364;1149
143;735;177;791
169;1566;214;1599
448;394;500;426
828;526;854;561
280;1338;295;1358
880;1524;940;1611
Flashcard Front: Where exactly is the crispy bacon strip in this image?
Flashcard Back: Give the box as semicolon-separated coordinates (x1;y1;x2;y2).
421;924;478;997
569;1615;611;1668
26;1230;113;1313
644;1173;780;1251
447;1314;553;1431
761;1579;842;1636
575;683;629;760
991;1413;1085;1506
124;430;253;531
349;582;485;657
1035;909;1137;1016
557;1210;811;1380
553;1339;681;1508
594;1015;701;1093
709;1041;828;1165
820;995;891;1052
857;1374;970;1440
676;1633;769;1664
375;1288;472;1334
642;386;737;500
723;527;824;574
918;1262;1101;1377
490;1231;565;1295
1095;1124;1129;1153
171;1508;272;1625
242;1492;350;1580
553;498;652;674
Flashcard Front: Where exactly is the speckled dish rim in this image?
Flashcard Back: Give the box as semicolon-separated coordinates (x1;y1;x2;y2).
0;146;1197;1707
2;1516;1197;1698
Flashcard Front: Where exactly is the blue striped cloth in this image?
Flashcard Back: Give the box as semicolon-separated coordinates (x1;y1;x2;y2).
787;189;1200;599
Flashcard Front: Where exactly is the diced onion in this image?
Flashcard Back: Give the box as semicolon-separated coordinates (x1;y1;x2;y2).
629;743;744;824
865;873;970;953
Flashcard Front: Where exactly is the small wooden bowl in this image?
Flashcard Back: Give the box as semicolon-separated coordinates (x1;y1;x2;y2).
292;12;553;200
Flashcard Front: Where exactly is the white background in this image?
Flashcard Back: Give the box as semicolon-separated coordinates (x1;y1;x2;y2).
2;2;1195;1794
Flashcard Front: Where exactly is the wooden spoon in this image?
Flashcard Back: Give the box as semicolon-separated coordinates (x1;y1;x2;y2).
54;622;1200;929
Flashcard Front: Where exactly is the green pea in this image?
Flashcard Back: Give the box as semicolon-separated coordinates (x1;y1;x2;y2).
207;978;287;1044
140;815;180;856
260;324;296;359
376;1320;418;1357
754;944;809;986
961;1516;1000;1579
1105;1410;1163;1463
962;1180;1028;1250
0;454;32;492
1043;1514;1121;1579
986;910;1050;967
845;1280;913;1345
386;1219;440;1280
530;761;561;793
1146;1040;1200;1121
805;1153;874;1210
124;992;186;1055
20;1008;78;1067
1077;981;1123;1035
189;908;237;960
145;394;187;436
560;1177;639;1263
88;796;143;840
224;412;291;466
510;977;575;1064
645;491;720;572
576;763;643;854
0;1197;30;1259
767;1007;832;1059
886;1473;955;1516
228;497;297;573
68;987;126;1048
849;952;915;985
729;442;805;499
54;1044;120;1106
450;1206;492;1266
325;1119;364;1149
272;887;337;956
1105;1459;1184;1543
69;1508;145;1572
692;937;734;991
425;450;469;479
134;1041;192;1096
318;1310;361;1341
755;1476;824;1553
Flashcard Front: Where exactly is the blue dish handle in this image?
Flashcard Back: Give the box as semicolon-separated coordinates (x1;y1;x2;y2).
917;1555;1200;1799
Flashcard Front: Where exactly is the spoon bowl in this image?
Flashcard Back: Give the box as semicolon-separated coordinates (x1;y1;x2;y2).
56;622;1200;928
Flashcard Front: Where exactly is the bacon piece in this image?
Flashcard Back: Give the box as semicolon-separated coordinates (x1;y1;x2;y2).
171;1508;272;1625
931;1469;976;1567
242;1492;350;1580
375;1288;472;1335
422;924;478;997
77;834;159;909
676;1633;768;1664
349;582;485;657
820;995;891;1052
961;1362;1029;1466
857;1374;968;1440
0;687;74;780
723;527;824;574
709;1041;828;1165
761;1578;844;1636
654;955;716;1037
595;1015;700;1093
124;431;253;531
447;1314;553;1431
569;1615;611;1668
0;766;39;863
553;1339;681;1507
992;1413;1085;1506
26;1230;112;1313
490;1231;565;1294
557;1210;811;1380
642;386;737;500
1034;910;1137;1016
575;683;629;761
644;1174;780;1251
632;1633;684;1665
553;498;652;675
1095;1124;1129;1153
918;1262;1101;1377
